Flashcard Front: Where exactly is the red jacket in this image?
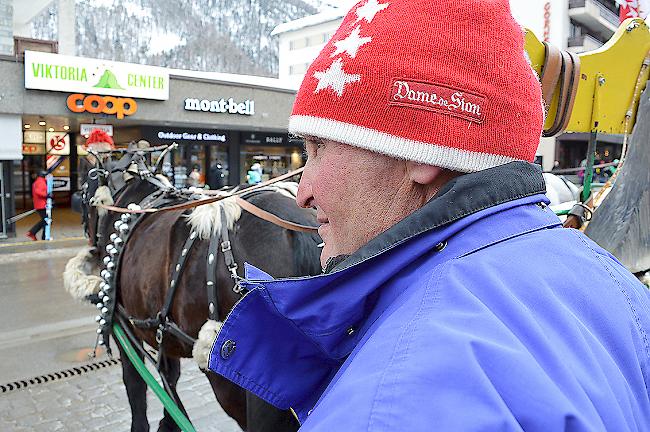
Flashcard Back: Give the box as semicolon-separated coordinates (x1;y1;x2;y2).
32;176;48;210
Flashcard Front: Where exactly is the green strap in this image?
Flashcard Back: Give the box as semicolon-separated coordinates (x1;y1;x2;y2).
582;131;597;203
112;323;196;432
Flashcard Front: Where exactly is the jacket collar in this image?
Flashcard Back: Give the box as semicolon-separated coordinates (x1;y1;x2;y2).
209;162;555;416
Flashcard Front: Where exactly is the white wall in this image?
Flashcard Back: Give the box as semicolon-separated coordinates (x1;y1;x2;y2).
510;0;569;48
0;114;23;160
277;20;342;85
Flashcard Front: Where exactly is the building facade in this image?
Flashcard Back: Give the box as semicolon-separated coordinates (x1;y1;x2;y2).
273;0;624;173
0;51;301;239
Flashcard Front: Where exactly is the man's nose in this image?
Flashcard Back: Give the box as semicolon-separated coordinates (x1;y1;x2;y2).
296;173;314;209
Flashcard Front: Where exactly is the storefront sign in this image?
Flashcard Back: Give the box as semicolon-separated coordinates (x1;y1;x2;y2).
241;132;288;146
184;98;255;116
22;143;46;155
23;130;46;144
24;50;169;100
67;94;137;119
156;130;226;142
46;132;70;155
80;124;113;136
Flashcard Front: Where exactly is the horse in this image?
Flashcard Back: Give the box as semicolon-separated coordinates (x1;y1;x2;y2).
64;153;321;432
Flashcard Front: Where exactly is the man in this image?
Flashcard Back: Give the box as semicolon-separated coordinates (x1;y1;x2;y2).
26;170;48;241
208;0;650;430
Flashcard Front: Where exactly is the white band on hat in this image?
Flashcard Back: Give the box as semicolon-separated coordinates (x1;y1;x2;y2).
289;115;519;173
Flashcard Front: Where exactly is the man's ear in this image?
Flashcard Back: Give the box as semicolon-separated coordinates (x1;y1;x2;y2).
406;161;445;185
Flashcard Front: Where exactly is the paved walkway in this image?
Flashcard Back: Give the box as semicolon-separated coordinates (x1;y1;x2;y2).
0;238;243;431
3;207;85;246
0;358;242;432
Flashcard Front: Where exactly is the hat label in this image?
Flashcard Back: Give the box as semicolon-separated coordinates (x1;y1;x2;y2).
390;80;485;123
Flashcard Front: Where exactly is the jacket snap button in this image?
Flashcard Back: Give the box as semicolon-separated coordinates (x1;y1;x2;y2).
220;340;236;360
346;327;355;336
434;241;447;252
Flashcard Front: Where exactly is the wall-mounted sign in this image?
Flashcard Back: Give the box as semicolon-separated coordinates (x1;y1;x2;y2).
22;143;46;155
184;98;255;116
23;130;46;144
80;124;113;136
25;50;169;100
46;132;70;155
67;94;137;119
52;176;71;192
241;132;288;146
543;2;551;42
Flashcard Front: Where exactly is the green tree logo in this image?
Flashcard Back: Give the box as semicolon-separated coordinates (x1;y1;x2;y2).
94;70;124;90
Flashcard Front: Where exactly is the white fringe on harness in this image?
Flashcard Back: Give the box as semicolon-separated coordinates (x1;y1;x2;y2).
89;185;114;217
192;319;223;370
185;196;241;240
63;246;103;300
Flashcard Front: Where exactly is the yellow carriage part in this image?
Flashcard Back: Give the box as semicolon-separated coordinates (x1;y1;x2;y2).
525;18;650;134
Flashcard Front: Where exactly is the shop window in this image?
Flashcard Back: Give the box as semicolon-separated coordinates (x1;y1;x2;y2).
240;145;305;185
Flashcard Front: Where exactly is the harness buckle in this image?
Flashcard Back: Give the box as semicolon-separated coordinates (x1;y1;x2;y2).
221;241;232;253
233;282;244;294
156;327;164;345
229;264;239;279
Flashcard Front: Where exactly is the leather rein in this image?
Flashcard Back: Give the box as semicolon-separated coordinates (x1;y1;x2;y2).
96;167;318;234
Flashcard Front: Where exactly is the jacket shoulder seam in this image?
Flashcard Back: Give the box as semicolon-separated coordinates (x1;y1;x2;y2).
366;262;450;431
569;230;650;372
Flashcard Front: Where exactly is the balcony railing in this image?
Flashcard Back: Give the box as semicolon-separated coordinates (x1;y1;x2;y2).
569;0;620;28
567;34;605;52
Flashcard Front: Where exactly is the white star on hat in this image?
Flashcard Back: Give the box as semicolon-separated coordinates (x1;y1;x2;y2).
314;58;361;97
355;0;390;24
331;26;372;59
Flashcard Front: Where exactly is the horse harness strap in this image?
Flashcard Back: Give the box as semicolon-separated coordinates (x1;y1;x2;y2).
541;42;581;138
234;196;319;233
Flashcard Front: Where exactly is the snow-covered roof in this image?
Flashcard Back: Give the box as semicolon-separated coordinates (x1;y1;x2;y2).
168;68;300;92
271;9;347;36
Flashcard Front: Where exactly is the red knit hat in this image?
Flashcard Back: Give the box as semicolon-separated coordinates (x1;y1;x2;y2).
85;129;114;149
289;0;544;172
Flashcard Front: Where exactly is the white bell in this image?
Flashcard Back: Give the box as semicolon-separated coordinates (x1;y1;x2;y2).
103;256;111;265
95;315;101;322
101;307;108;314
96;328;103;334
97;291;104;298
121;214;131;223
110;233;118;242
96;302;104;309
106;262;115;270
103;296;110;303
113;220;122;229
100;319;106;326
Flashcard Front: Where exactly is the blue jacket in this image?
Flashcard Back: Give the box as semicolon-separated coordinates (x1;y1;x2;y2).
209;162;650;431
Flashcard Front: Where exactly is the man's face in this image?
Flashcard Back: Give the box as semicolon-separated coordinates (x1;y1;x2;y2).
297;138;413;268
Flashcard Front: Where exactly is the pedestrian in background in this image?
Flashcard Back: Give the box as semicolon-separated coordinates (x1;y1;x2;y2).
207;0;650;430
26;170;48;241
